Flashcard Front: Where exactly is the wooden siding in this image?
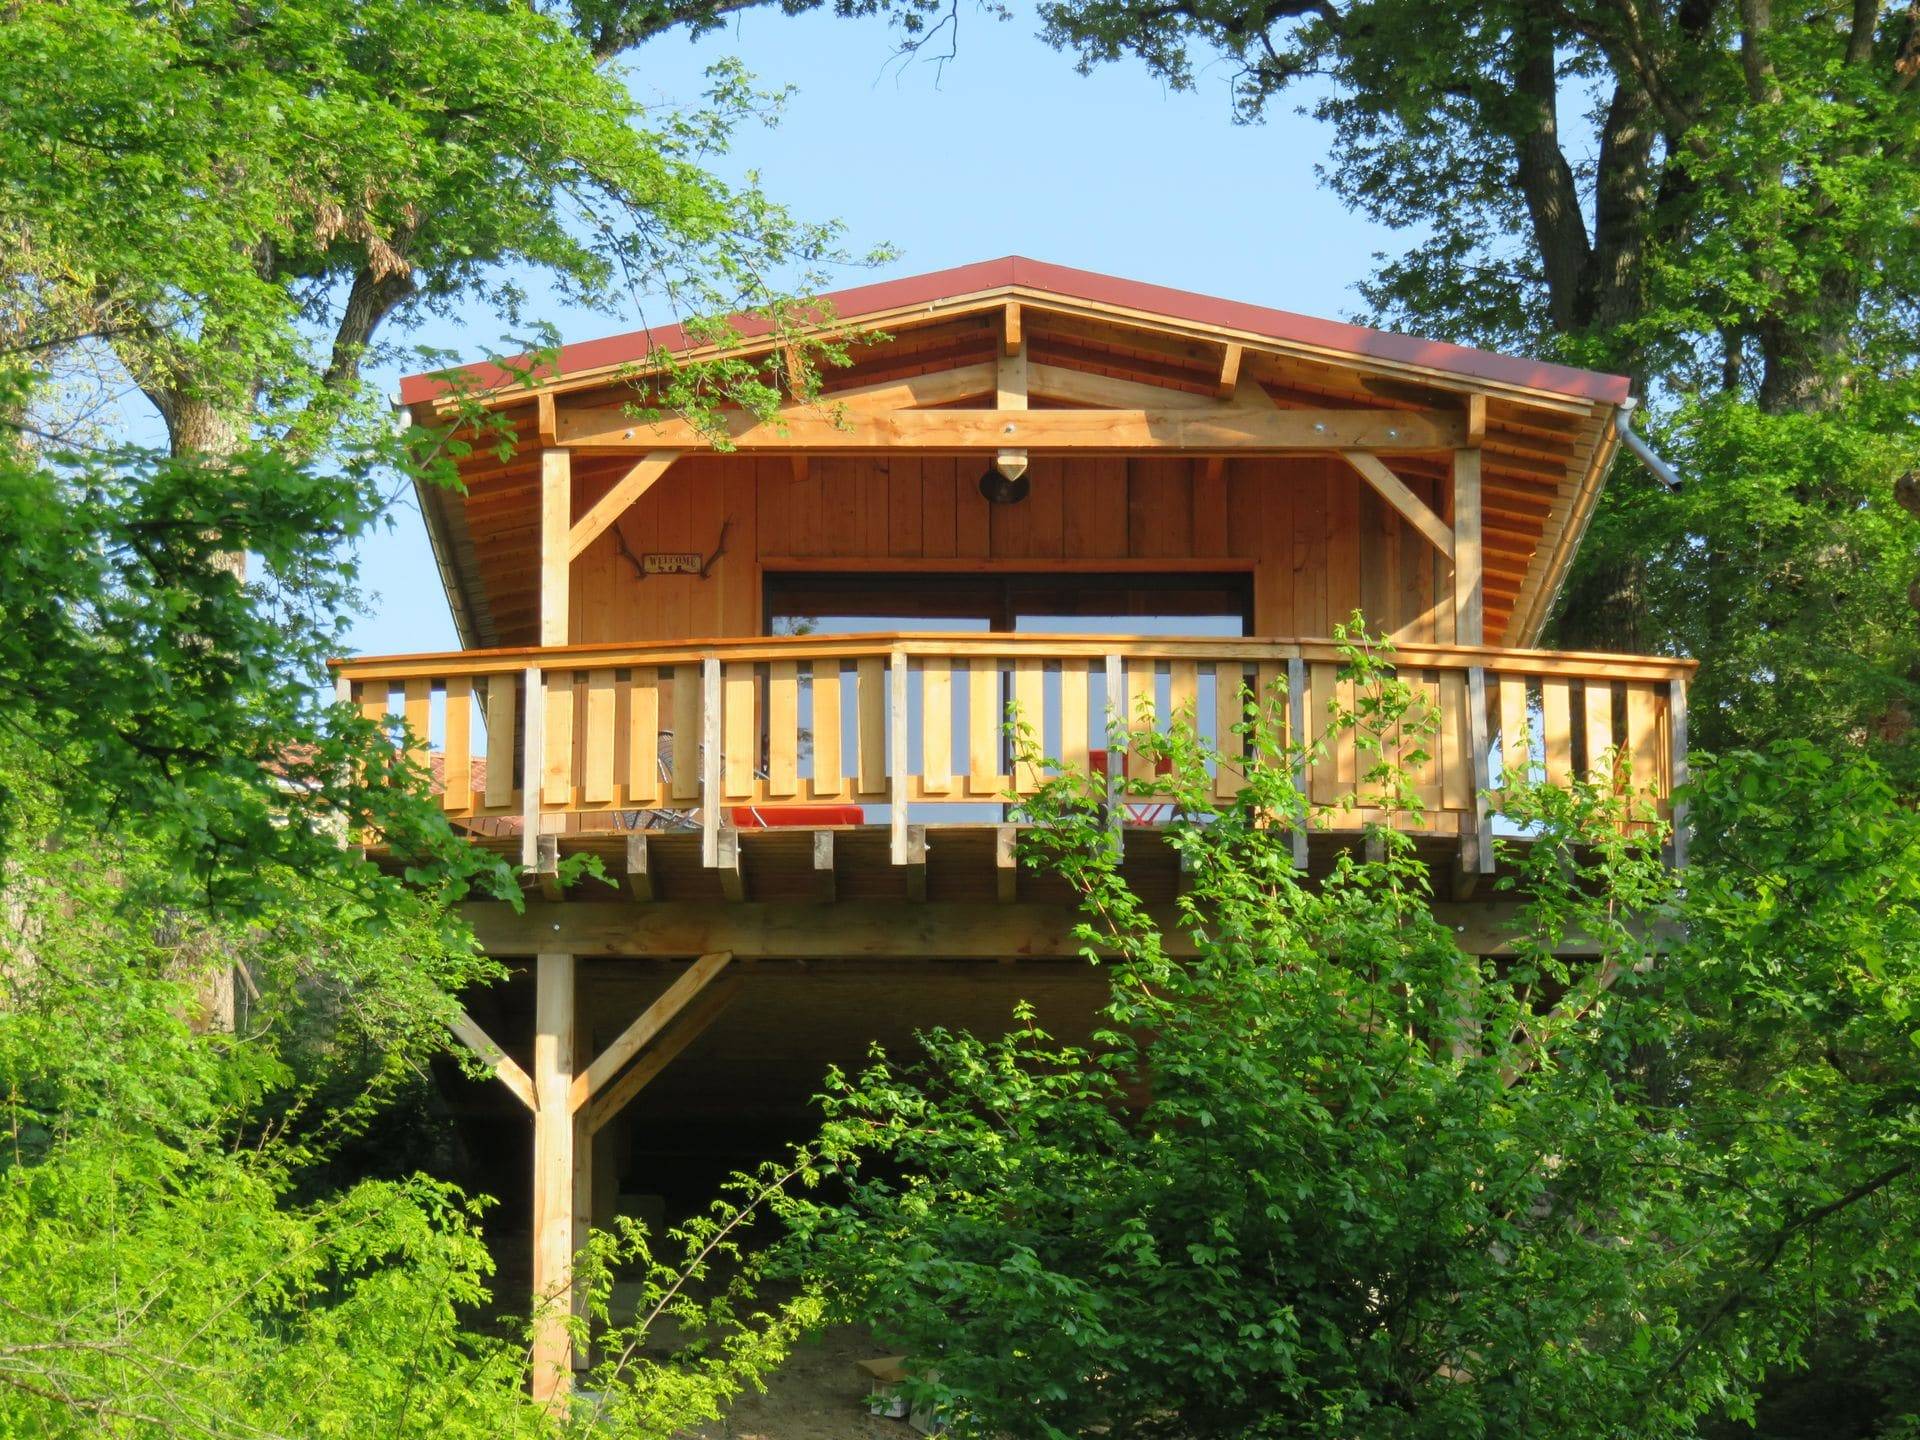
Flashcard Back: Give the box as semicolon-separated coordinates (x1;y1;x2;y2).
553;453;1458;647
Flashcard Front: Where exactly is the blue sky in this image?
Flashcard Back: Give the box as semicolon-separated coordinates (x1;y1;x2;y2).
346;3;1398;658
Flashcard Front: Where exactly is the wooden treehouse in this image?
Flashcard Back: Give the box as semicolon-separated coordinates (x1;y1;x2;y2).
336;257;1693;1400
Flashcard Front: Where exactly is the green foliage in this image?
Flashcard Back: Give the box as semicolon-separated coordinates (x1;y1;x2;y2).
0;0;864;456
0;0;868;1431
783;639;1920;1439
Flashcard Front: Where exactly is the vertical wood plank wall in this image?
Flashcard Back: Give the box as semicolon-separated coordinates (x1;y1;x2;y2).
565;454;1457;646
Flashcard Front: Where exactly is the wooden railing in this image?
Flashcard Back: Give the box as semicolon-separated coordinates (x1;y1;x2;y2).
331;633;1694;871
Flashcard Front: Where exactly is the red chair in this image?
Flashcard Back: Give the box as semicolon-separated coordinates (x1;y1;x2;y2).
729;804;866;829
1086;748;1175;825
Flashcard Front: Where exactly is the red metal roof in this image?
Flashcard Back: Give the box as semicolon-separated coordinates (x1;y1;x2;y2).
396;256;1631;407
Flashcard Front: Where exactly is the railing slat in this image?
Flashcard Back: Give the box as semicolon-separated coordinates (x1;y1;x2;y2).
1214;661;1246;800
444;676;472;812
856;657;886;797
542;670;573;807
724;662;756;800
1169;659;1198;726
967;657;1001;797
767;661;799;798
1060;660;1090;775
1584;680;1615;787
1413;669;1441;822
1497;674;1531;787
921;657;952;794
1307;661;1337;804
583;668;616;805
626;669;659;807
1625;682;1661;806
1013;658;1045;793
484;674;515;809
671;665;700;801
812;663;844;798
403;678;431;775
1541;678;1573;787
1125;658;1157;783
1439;669;1469;813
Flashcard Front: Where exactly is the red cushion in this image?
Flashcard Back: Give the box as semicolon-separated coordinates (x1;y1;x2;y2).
728;805;866;828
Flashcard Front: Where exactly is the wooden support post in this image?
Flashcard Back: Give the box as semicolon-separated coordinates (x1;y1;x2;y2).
530;952;576;1408
521;664;545;873
625;832;655;901
811;830;836;903
701;657;721;868
995;824;1018;903
890;649;910;866
1288;658;1310;871
540;449;570;647
1453;446;1484;646
1668;677;1690;869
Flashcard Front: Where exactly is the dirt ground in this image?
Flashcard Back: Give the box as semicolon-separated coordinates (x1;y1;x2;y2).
680;1321;910;1440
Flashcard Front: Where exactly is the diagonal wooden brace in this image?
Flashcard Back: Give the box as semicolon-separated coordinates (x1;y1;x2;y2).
449;1009;536;1112
568;950;733;1114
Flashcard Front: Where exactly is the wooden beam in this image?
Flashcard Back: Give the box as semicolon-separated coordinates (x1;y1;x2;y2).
536;390;558;447
463;900;1628;961
530;952;575;1408
1002;301;1023;356
1340;450;1456;561
569;950;734;1112
585;978;741;1137
1216;342;1244;399
825;363;996;412
560;403;1467;454
1466;392;1488;446
566;451;680;562
1027;363;1217;411
1453;447;1485;645
995;824;1018;903
539;449;570;646
625;831;655;901
448;1010;535;1112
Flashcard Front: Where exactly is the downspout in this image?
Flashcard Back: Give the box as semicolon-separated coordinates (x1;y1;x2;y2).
1614;397;1682;491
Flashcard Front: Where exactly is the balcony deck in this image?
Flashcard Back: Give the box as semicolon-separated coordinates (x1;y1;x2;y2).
334;630;1694;891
